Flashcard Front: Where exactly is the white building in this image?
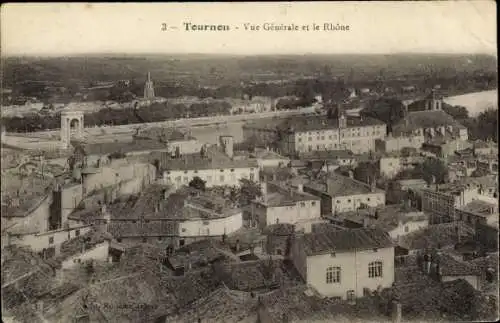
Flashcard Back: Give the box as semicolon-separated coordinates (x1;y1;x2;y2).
161;136;260;188
304;174;386;215
252;182;321;229
290;227;395;300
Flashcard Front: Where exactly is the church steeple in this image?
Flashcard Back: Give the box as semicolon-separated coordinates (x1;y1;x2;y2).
144;71;155;100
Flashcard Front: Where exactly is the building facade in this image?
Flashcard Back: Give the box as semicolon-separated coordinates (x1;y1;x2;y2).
290;227;395;299
252;183;321;229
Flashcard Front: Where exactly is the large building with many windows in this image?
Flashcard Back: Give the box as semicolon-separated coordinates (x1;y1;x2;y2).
242;106;386;156
159;136;260;188
290;227;394;299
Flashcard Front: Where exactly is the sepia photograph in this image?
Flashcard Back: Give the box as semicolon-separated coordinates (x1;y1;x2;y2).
1;2;498;322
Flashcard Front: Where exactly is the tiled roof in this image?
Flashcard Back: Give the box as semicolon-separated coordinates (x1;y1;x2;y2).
398;223;474;251
298;227;393;256
305;173;382;197
298;149;354;160
166;286;258;323
57;229;113;262
1;174;54;218
437;253;481;277
159;150;258;171
259;285;384;323
252;148;289;161
263;223;295;236
107;185;241;237
215;259;303;292
243;115;385;133
460;175;498;189
338;205;427;232
458;199;497;218
393;110;466;134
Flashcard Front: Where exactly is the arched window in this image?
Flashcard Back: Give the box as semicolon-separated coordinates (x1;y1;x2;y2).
368;261;383;278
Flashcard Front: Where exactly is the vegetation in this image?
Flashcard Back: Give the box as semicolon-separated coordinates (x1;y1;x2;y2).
394;157;449;184
188;176;206;191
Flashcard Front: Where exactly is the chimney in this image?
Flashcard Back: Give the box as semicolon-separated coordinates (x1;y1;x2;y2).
235;239;240;252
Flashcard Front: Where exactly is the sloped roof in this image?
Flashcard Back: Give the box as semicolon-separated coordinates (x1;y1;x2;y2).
305;173;383;197
437;253;481;276
298;227;393;256
393;110;466;134
258;182;320;207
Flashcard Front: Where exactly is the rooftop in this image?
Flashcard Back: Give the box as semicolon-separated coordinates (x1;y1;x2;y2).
243;114;385;133
107;185;242;237
215;259;304;292
298;149;355;161
259;285;385;323
159;148;258;172
263;223;296;236
164;286;258;323
398;222;474;251
256;182;320;207
458;199;498;218
305;173;383;197
436;253;481;276
250;148;289;161
298;227;393;256
392;110;466;134
1;173;54;218
338;204;427;232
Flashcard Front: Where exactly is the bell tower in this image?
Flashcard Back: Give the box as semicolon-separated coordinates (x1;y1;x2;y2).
144;72;155;99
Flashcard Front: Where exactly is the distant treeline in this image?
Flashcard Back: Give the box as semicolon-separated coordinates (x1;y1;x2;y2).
2;100;232;132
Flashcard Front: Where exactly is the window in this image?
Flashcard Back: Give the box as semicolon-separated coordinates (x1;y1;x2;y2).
404;226;409;233
179;239;185;246
220;175;225;182
183;177;189;182
117;238;122;243
250;173;255;181
326;266;341;283
312;201;316;206
75;230;80;237
300;202;306;207
49;237;54;244
368;261;383;278
298;138;302;142
142;238;147;243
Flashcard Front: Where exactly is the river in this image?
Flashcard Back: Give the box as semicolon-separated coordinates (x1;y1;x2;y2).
443;89;498;117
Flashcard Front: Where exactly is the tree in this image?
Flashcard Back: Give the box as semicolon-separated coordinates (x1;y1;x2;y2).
188;176;206;191
238;178;262;206
419;157;448;184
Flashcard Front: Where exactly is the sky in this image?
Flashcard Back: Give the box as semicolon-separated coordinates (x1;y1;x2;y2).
1;2;497;56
